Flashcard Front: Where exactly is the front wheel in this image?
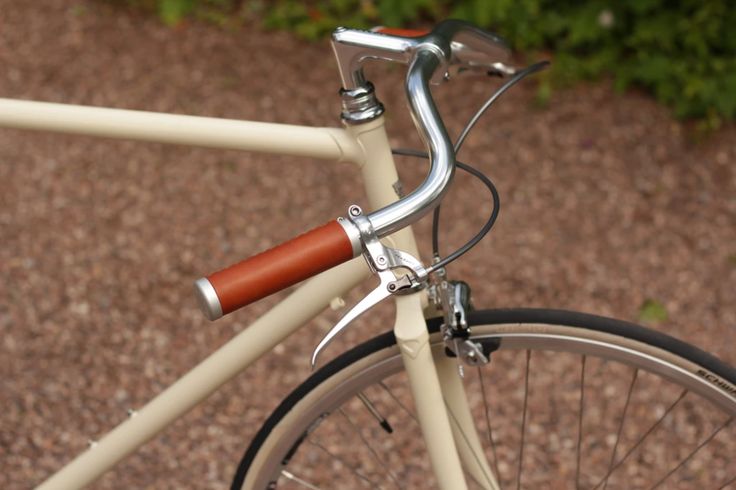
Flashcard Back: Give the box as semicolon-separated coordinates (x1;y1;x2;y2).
233;309;736;489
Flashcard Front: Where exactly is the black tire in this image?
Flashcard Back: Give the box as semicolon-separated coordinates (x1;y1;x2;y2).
233;309;736;489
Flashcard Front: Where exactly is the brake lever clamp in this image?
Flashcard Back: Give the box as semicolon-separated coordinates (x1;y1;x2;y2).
310;205;429;368
347;205;428;283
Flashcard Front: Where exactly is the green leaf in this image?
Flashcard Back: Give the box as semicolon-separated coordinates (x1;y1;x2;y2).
534;76;552;108
638;299;668;324
158;0;194;25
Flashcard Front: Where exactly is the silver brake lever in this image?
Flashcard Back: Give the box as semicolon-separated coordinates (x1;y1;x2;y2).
310;205;426;369
449;61;517;79
311;270;412;368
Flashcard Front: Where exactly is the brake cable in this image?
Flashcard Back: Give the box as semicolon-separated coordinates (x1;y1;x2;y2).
391;148;500;273
392;60;549;273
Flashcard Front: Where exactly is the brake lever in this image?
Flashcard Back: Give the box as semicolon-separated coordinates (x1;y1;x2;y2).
448;61;517;80
310;270;412;368
487;61;517;76
310;205;426;368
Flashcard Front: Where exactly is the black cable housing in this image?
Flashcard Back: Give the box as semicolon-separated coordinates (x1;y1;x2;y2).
399;60;549;271
453;60;550;154
391;148;500;273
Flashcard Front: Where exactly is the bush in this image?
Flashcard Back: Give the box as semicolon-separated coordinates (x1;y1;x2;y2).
104;0;236;26
106;0;736;124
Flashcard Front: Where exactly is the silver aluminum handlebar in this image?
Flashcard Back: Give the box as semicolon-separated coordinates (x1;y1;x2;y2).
331;20;511;239
368;50;453;236
332;20;511;91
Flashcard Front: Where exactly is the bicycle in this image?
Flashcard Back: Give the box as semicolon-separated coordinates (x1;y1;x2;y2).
1;19;734;489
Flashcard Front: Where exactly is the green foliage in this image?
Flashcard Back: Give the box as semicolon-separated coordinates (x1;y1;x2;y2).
105;0;736;122
638;299;669;324
104;0;235;26
158;0;194;25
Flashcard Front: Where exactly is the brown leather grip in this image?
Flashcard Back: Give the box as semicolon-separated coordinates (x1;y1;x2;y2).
374;27;429;37
207;220;356;316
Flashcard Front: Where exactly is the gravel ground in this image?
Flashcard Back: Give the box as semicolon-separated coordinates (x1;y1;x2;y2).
1;1;735;488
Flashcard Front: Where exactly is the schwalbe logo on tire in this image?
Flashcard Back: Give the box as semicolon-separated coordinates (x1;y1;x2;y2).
696;368;736;397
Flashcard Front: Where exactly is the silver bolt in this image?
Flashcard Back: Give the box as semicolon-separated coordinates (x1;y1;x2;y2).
349;205;362;217
376;255;386;265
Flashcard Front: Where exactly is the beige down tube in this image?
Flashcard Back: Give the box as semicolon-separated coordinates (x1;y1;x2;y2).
0;99;491;488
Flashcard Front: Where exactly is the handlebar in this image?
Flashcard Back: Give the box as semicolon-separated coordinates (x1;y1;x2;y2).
332;20;510;237
195;20;511;320
368;49;454;236
332;19;510;91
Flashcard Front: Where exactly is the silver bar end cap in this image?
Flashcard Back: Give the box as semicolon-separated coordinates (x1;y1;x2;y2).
194;277;223;321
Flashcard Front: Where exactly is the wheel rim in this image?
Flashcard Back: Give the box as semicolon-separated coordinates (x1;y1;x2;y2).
247;324;736;489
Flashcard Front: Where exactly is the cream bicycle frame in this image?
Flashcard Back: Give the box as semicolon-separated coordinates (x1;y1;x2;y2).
0;98;498;489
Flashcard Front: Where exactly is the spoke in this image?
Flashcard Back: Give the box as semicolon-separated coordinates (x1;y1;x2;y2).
357;391;393;433
308;438;380;488
380;381;419;424
516;349;531;490
718;474;736;490
478;366;502;482
602;368;638;490
591;389;688;490
339;408;404;489
649;417;733;489
575;355;586;490
281;469;323;490
444;395;498;488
